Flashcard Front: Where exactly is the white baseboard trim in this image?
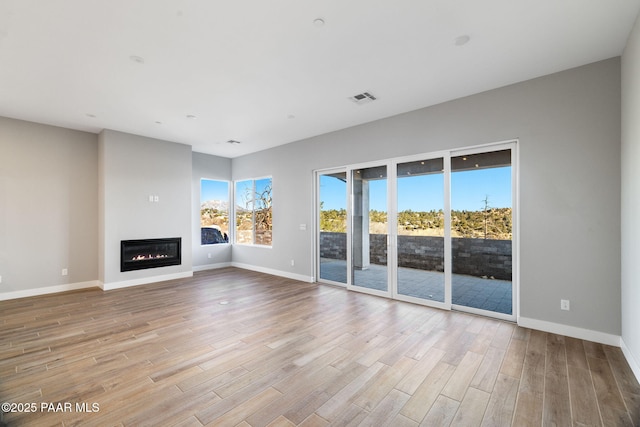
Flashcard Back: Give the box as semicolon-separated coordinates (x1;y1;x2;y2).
0;280;100;301
620;338;640;384
192;262;233;272
100;271;193;291
231;262;314;283
518;316;620;347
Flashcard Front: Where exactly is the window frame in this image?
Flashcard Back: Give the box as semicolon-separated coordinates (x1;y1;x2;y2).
200;178;231;246
234;176;273;247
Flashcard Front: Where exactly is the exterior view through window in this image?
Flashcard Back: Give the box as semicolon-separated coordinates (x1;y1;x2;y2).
316;142;515;321
396;158;445;303
451;149;512;315
351;165;388;293
235;177;273;246
200;179;229;245
319;172;348;283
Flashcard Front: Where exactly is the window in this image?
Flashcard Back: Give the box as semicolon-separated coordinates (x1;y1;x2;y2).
200;179;230;245
235;177;272;246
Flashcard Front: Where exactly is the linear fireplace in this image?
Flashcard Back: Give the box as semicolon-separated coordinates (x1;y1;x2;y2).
120;237;182;272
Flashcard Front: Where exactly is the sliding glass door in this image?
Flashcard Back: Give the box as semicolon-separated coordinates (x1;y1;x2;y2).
350;165;389;295
450;148;514;317
318;170;348;285
316;142;516;320
396;157;447;306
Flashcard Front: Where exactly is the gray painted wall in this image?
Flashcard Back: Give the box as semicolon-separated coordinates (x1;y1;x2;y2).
232;58;622;336
0;117;98;292
192;151;232;268
99;130;193;286
622;15;640;372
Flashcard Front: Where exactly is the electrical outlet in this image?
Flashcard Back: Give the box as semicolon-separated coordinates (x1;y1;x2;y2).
62;268;68;276
207;253;212;259
291;259;295;266
561;299;570;311
0;275;2;283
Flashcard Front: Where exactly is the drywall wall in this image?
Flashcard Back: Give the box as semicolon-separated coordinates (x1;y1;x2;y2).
0;117;98;295
232;58;622;336
192;151;232;269
99;130;193;287
622;13;640;377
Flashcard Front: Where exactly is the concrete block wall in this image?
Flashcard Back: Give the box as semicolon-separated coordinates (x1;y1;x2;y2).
320;232;512;280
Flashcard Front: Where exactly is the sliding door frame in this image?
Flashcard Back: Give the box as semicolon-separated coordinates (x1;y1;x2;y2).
346;159;392;299
389;150;452;311
314;140;518;321
449;141;518;322
315;167;348;287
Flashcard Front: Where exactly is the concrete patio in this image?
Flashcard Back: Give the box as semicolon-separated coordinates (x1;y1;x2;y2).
319;258;512;315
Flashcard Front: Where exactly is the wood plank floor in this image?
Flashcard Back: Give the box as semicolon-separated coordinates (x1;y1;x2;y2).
1;268;639;426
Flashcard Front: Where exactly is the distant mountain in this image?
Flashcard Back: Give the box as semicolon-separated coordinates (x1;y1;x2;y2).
201;200;229;211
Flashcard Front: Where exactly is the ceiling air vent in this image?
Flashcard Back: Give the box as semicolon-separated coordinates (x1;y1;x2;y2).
349;92;377;105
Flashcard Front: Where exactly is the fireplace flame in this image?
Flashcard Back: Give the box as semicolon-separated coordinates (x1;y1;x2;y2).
132;254;169;261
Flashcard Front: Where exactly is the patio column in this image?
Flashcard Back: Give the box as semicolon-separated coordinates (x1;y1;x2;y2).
352;177;370;270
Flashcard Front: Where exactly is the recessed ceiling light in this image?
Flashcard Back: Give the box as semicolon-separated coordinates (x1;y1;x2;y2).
226;140;241;144
313;18;325;27
186;114;197;119
455;35;470;46
129;55;145;64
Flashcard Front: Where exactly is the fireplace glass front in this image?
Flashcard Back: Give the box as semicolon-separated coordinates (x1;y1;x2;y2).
120;238;181;272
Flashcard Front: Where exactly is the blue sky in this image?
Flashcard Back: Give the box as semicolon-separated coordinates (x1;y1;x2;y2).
203;178;272;208
451;167;511;211
201;179;229;202
320;167;511;211
204;167;511;212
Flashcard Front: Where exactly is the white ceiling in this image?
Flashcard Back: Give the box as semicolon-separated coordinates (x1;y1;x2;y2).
1;1;639;158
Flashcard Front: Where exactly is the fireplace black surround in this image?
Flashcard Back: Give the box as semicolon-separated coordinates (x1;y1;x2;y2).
120;237;181;272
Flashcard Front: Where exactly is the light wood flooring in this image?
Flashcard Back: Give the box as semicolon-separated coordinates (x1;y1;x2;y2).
1;268;639;426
